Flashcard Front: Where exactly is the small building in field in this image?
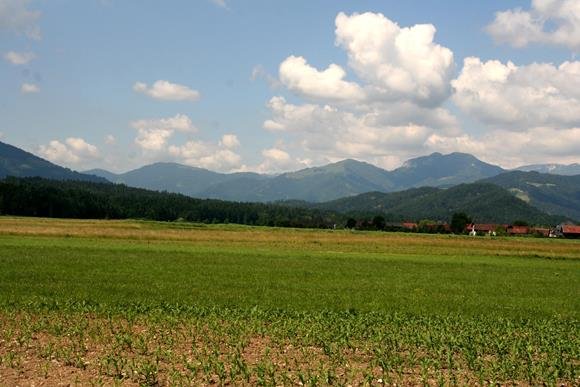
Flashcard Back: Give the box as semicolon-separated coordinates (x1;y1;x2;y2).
474;224;499;233
530;227;550;237
556;224;580;238
465;223;506;235
507;225;529;236
402;222;418;230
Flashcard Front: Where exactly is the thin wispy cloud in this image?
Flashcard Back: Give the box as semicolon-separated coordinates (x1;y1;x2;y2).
0;0;42;40
4;51;35;65
210;0;229;10
20;83;39;94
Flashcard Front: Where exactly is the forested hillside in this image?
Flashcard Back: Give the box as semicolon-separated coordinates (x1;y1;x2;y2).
482;171;580;220
312;183;568;225
0;177;340;228
0;141;106;183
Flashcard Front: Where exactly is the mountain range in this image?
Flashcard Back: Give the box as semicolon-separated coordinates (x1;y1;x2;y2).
1;140;578;222
86;152;508;203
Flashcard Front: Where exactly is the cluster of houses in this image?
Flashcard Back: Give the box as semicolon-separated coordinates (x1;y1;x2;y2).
464;223;580;238
377;221;580;238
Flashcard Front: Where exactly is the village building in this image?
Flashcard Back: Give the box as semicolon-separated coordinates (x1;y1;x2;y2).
465;223;506;235
530;227;550;237
555;224;580;238
402;222;418;230
507;225;529;236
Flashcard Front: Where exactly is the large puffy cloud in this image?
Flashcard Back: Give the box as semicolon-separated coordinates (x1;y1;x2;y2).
134;80;200;102
277;12;454;107
427;127;580;168
449;56;580;166
261;92;580;170
263;96;457;170
452;57;580;129
0;0;41;40
132;114;196;151
487;0;580;51
262;11;580;171
38;138;100;166
4;51;35;65
334;12;454;106
260;12;460;171
279;56;365;102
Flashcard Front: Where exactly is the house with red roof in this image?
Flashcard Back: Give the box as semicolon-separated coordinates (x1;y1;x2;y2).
556;224;580;238
507;225;529;236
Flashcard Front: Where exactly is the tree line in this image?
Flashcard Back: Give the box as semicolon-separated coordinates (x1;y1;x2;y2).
0;177;547;234
0;177;341;228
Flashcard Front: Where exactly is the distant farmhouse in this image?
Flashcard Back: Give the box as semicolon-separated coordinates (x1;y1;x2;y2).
466;223;573;238
351;220;579;238
554;224;580;239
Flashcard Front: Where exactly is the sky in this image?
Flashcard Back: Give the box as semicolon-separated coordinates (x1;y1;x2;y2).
1;0;579;173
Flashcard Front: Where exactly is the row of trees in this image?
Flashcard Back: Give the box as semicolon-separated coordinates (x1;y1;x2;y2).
345;216;455;233
0;177;341;228
0;177;541;234
344;212;537;235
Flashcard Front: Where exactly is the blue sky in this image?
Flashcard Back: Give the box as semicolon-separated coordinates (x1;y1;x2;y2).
1;0;579;172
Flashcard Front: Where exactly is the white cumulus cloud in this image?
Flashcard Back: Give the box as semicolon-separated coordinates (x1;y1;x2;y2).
279;55;365;102
262;96;457;170
133;80;201;102
38;138;100;166
132;114;196;151
168;141;242;171
20;82;39;93
334;12;454;106
254;147;311;173
4;50;35;65
0;0;41;40
258;12;462;172
219;134;240;149
452;57;580;129
130;115;243;171
487;0;580;51
426;127;580;168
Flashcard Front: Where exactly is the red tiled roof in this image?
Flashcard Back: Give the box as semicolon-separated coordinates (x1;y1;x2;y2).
402;222;417;229
531;227;550;236
562;225;580;234
508;226;529;234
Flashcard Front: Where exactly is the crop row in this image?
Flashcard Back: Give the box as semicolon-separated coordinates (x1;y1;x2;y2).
1;305;577;385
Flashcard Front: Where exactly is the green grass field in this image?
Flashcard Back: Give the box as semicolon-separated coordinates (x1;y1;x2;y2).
0;217;578;385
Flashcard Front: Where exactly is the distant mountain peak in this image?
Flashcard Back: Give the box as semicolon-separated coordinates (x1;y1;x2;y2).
0;141;106;183
388;152;505;190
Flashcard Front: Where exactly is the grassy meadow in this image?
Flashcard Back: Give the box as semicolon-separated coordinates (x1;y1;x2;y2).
0;216;578;385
